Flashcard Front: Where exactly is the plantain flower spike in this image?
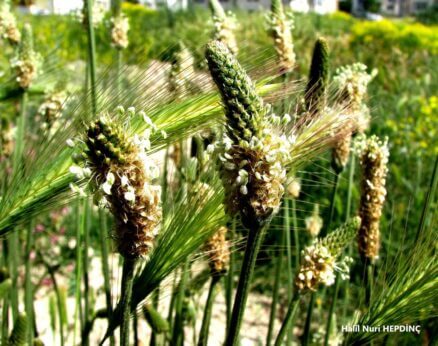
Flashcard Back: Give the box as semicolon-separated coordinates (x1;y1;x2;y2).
206;40;294;229
267;0;295;74
204;226;230;277
286;176;301;198
10;24;40;90
305;204;323;238
209;0;238;55
78;108;162;259
111;14;129;50
168;42;195;98
357;135;389;263
295;216;360;293
305;37;329;115
333;63;376;133
38;91;66;133
331;131;352;174
0;2;20;45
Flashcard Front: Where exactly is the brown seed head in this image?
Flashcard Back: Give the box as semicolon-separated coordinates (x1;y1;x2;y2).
357;136;389;262
83;114;162;259
205;226;230;276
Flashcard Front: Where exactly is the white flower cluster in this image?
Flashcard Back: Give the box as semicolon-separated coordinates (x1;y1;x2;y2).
266;11;295;72
111;15;129;50
216;112;295;220
296;244;336;291
334;63;377;132
305;204;323;238
75;2;106;28
0;3;20;44
10;52;42;89
212;11;239;55
333;63;377;103
68;106;165;207
38;91;67;133
296;241;353;292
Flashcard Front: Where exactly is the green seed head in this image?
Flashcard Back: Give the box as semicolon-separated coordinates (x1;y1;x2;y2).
0;2;21;45
268;0;295;73
321;216;361;257
205;40;266;143
305;37;329;113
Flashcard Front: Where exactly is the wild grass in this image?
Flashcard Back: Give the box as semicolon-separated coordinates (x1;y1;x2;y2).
0;2;436;346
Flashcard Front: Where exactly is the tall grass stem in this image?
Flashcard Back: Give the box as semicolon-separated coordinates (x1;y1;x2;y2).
225;224;267;346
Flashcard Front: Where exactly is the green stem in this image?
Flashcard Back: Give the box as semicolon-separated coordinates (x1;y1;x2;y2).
120;258;137;346
166;269;178;332
302;293;315;346
133;311;139;346
99;210;115;346
323;274;341;346
284;199;293;346
291;198;299;271
225;224;268;346
82;201;91;346
149;289;160;346
274;294;300;346
346;154;355;220
415;154;438;242
8;230;19;322
73;200;84;345
172;259;190;346
365;262;373;306
1;298;9;345
326;173;340;235
266;228;285;346
49;267;65;346
84;0;98;116
24;221;35;345
197;276;220;346
9;91;28;322
225;218;236;334
343;153;355;322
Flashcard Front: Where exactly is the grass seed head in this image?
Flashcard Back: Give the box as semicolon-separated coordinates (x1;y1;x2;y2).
286;176;301;198
357;135;389;262
268;0;295;73
333;63;376;133
305;204;323;238
204;226;230;276
37;91;66;133
296;216;360;293
206;40;294;228
10;24;40;90
0;2;20;45
209;0;238;55
81;111;162;259
111;14;129;50
305;37;329;114
168;42;195;98
331;131;352;173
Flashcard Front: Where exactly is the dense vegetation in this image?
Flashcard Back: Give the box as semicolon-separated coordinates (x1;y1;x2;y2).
0;2;436;345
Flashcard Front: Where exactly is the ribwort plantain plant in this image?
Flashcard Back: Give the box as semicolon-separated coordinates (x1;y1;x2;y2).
275;217;360;346
206;39;356;345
